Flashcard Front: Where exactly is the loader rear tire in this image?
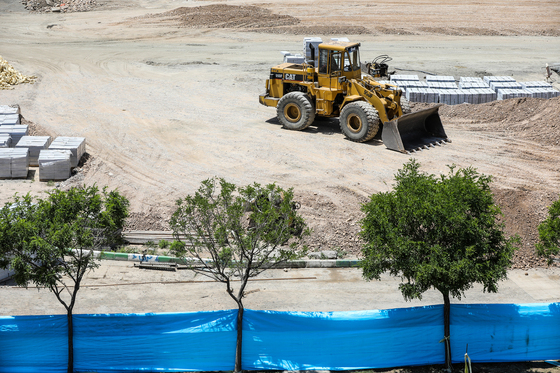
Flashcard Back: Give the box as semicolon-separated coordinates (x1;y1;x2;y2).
277;92;315;131
339;101;380;142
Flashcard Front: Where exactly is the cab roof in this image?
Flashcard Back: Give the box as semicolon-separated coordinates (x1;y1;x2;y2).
318;41;361;52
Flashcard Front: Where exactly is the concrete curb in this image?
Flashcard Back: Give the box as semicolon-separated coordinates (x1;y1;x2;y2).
95;251;361;269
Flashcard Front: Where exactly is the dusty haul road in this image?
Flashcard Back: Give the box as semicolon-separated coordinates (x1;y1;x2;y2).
0;0;559;267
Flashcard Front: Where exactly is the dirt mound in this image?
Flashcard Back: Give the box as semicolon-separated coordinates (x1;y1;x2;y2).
440;96;560;147
140;5;299;29
493;188;558;269
253;25;372;35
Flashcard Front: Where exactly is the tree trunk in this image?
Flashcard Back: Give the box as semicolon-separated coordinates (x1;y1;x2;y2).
234;304;244;373
443;292;452;372
67;309;73;373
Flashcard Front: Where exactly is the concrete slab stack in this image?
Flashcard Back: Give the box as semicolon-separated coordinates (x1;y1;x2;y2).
38;149;72;181
524;88;560;99
483;76;516;85
0;148;29;179
15;136;52;166
427;82;458;89
405;88;441;103
394;81;428;93
459;81;490;89
460;77;485;84
391;76;557;104
0;114;20;125
520;81;560;99
521;81;552;89
390;75;419;82
48;136;86;168
0;125;29;145
489;81;524;91
426;75;455;83
0;105;20;115
497;89;533;100
0;134;12;148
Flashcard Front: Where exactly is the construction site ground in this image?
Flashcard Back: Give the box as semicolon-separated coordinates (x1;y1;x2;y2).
1;0;560;298
1;1;560;371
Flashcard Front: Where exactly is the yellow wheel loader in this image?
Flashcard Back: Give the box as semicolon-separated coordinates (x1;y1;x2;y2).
259;40;450;153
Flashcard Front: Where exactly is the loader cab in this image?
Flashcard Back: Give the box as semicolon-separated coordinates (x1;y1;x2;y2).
317;42;362;88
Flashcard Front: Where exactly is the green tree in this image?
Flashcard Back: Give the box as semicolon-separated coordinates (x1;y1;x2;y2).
0;186;129;373
360;160;517;371
169;178;309;373
536;196;560;265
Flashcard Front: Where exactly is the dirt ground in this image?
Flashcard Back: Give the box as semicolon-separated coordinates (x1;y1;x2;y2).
1;0;560;274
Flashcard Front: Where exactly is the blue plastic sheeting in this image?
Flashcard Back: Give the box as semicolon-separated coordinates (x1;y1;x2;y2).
0;315;67;373
242;306;445;370
451;303;560;363
1;304;559;372
0;310;237;373
73;310;237;372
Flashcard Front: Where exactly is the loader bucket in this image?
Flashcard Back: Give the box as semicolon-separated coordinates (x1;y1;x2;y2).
381;104;450;153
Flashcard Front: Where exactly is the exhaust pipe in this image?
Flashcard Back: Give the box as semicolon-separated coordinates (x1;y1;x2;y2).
381;104;450;153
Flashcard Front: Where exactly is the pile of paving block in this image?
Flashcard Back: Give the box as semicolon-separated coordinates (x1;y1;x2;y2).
0;105;86;181
379;75;560;105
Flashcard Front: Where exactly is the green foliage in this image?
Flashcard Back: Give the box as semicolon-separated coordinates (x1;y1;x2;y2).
536;196;560;265
170;178;309;296
168;240;186;257
158;240;171;249
360;160;518;301
0;185;129;307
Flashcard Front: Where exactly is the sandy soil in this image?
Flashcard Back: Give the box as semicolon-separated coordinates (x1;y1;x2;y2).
0;0;559;271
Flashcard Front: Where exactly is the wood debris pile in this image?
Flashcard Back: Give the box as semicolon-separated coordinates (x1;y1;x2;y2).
0;56;36;90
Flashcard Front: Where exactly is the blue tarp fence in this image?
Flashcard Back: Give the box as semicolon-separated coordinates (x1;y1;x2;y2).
1;303;559;372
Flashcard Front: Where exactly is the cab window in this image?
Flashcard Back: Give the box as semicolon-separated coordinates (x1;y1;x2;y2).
330;51;341;74
344;47;361;71
319;49;329;74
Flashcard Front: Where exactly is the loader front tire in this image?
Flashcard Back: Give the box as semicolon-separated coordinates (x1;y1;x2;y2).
277;92;315;131
339;101;380;142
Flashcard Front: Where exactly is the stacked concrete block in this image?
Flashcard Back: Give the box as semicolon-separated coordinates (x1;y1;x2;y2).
394;80;428;93
0;134;12;148
489;81;523;91
48;137;86;168
426;75;455;83
460;77;485;84
459;81;490;89
439;89;459;105
477;88;498;103
405;88;440;103
524;88;560;99
520;81;552;89
0;125;29;145
0;105;20;115
497;89;533;100
483;76;516;85
0;148;29;178
38;149;72;181
15;136;52;167
390;74;419;82
427;82;458;89
0;114;20;125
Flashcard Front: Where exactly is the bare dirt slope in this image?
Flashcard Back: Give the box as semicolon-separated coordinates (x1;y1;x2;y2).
0;0;559;270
